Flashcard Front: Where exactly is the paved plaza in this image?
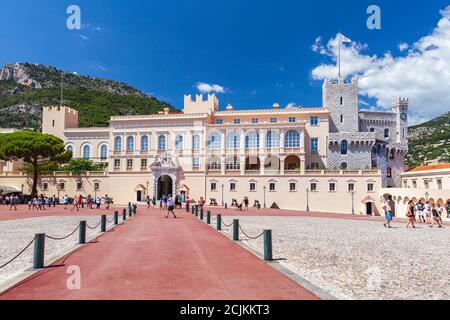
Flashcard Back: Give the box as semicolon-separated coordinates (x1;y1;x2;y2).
0;204;448;300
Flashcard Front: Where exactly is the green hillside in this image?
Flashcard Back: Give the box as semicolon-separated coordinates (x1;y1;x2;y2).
0;63;173;128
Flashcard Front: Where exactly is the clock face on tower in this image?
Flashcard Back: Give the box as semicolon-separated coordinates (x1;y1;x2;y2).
400;113;407;121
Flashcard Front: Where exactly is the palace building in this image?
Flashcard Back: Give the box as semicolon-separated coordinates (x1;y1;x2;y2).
1;77;410;215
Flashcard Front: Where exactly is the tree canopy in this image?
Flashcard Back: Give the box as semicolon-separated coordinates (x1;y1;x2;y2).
0;131;72;196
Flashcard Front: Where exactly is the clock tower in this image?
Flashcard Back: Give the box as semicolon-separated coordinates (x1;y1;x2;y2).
392;97;409;145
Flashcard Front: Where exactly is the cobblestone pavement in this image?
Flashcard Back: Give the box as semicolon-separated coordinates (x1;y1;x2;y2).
0;216;114;286
220;216;450;300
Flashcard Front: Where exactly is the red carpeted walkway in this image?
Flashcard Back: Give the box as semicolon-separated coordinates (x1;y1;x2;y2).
0;209;318;300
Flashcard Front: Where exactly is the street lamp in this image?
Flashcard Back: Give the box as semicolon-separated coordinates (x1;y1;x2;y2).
351;191;356;215
306;188;310;212
263;185;267;209
221;184;224;206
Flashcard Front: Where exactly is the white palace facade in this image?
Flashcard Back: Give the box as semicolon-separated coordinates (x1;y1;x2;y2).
1;77;413;215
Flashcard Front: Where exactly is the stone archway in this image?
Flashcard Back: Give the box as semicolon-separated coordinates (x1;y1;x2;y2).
158;175;173;200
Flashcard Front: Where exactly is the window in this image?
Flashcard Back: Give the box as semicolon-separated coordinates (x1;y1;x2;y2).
58;183;65;191
216;119;223;125
329;182;336;192
367;183;374;192
114;137;122;151
114;159;121;168
82;145;90;159
384;128;390;138
100;145;108;160
245;132;260;149
158;135;166;150
127;159;133;169
340;96;343;105
269;182;276;191
192;135;201;151
94;183;100;191
437;179;443;190
341;162;348;169
226;157;240;170
310;116;318;126
141;136;149;151
310;163;320;170
208;133;221;149
348;183;355;192
310;182;317;192
412;181;417;189
141;159;147;168
210;182;217;192
76;182;82;191
249;182;257;192
341;140;348;155
175;135;184;151
289;182;297;192
127;136;135;151
340;115;344;123
230;182;236;192
52;120;55;127
288;117;296;123
207;157;221;170
193;157;200;169
234;119;241;124
387;167;392;178
266;130;280;148
285;130;300;148
424;180;429;189
370;128;375;132
311;138;319;152
270;118;278;123
66;145;74;153
42;182;49;191
252;118;259;124
227;133;240;149
403;180;408;188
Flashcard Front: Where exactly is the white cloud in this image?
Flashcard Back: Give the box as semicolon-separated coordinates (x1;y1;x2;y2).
75;33;89;40
311;5;450;122
196;82;226;94
398;42;409;52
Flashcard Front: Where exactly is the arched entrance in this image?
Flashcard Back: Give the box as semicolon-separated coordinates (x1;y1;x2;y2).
158;175;173;200
366;202;373;215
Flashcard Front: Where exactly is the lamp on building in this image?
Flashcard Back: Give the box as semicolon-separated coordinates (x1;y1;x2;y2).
221;184;224;206
351;191;356;215
263;185;267;209
306;188;310;212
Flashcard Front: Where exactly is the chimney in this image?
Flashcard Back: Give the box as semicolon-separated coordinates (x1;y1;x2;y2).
163;107;170;115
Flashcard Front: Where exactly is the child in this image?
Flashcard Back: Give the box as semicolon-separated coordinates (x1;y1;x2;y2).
383;205;393;228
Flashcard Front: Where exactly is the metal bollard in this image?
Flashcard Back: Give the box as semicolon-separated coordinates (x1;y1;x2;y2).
225;203;228;209
79;221;86;244
233;219;239;241
206;211;211;224
114;211;119;225
122;208;127;221
33;233;45;269
101;215;106;233
186;204;190;212
263;230;273;261
133;204;137;214
200;208;204;220
128;206;132;217
191;205;194;214
217;214;222;231
195;206;199;217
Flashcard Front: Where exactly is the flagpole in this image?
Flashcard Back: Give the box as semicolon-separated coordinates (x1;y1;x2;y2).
338;34;341;80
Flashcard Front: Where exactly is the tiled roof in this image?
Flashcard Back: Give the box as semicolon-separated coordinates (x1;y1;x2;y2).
408;163;450;172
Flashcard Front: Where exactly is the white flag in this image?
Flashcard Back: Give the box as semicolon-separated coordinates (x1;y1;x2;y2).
339;33;352;43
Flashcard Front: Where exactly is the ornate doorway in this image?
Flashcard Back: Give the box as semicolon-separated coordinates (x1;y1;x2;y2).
158;175;173;200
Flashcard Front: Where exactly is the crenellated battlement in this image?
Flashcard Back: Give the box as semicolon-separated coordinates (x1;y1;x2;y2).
183;94;219;114
43;105;78;116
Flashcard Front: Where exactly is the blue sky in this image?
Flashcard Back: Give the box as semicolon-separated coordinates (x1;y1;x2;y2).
0;0;449;122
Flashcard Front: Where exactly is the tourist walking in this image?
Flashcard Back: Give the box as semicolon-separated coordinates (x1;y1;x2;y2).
424;201;431;223
416;200;425;223
243;196;249;212
162;194;168;210
9;195;18;211
430;204;443;228
71;195;80;212
63;195;69;210
165;195;177;218
383;205;393;228
105;195;111;210
406;200;416;228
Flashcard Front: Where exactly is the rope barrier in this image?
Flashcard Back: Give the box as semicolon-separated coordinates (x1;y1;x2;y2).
86;219;102;230
106;217;114;223
221;219;233;227
0;237;36;269
238;225;264;240
45;225;80;241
